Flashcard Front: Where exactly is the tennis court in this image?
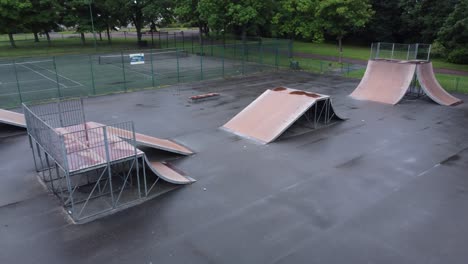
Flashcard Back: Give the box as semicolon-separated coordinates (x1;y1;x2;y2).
0;41;290;108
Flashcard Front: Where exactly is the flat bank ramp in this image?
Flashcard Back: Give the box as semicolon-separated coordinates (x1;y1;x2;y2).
417;62;462;106
145;155;195;185
0;109;26;128
350;60;416;105
87;121;193;155
222;87;343;144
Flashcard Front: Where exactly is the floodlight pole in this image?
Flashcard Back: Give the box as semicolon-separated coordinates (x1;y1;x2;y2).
88;0;97;50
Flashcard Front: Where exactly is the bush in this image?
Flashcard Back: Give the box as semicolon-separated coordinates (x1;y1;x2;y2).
447;47;468;64
429;42;447;59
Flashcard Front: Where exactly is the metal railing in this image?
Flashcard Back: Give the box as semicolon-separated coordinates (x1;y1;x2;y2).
370;42;432;61
22;98;156;223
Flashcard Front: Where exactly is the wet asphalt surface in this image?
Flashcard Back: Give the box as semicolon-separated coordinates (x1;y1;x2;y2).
1;70;468;264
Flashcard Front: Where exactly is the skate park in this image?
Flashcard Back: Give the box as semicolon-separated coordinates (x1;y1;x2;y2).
2;38;468;263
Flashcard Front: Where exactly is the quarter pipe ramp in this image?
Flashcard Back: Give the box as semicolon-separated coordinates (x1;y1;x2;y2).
350;59;462;106
0;109;26;128
222;87;344;144
350;60;417;105
416;62;462;106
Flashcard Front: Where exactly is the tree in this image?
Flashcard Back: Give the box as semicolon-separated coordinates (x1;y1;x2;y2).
315;0;374;63
272;0;321;40
175;0;207;43
62;0;95;45
354;0;403;42
437;0;468;64
0;0;32;47
197;0;229;36
226;0;271;41
25;0;62;44
399;0;458;43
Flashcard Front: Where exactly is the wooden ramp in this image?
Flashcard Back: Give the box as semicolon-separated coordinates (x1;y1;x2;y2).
222;87;344;144
145;155;195;185
416;62;462;106
0;109;26;128
87;121;193;155
350;60;417;105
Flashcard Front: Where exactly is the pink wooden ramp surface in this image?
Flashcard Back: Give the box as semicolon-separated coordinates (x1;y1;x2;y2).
416;62;462;106
87;121;193;155
222;87;329;144
145;155;195;184
350;60;417;105
56;125;143;172
0;109;26;128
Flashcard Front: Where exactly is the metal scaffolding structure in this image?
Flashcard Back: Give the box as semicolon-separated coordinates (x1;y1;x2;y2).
23;99;165;223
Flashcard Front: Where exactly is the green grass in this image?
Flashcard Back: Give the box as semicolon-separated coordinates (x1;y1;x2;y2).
293;40;468;73
0;37;189;58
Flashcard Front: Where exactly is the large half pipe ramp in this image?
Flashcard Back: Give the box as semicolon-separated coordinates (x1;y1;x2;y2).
145;155;195;185
222;87;344;144
0;109;26;128
416;62;462;106
350;60;417;105
87;121;193;155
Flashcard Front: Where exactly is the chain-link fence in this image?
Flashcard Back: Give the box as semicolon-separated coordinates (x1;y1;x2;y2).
0;40;291;108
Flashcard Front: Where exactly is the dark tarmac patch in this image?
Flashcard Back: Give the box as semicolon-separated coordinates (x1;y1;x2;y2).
335;154;365;169
440;154;461;165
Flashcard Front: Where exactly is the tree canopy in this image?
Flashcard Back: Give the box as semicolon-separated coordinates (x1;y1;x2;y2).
0;0;467;63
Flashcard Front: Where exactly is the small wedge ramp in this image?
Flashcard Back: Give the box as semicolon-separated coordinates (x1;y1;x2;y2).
350;60;417;105
222;87;344;144
87;121;193;155
145;155;195;185
417;62;462;106
0;109;26;128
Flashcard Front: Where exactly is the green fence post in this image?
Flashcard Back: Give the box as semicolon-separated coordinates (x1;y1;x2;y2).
181;31;185;50
176;49;180;83
13;60;23;103
200;45;204;80
222;44;225;78
173;32;177;48
347;63;350;76
275;47;279;70
455;77;460;92
150;50;155;87
191;34;194;53
158;31;161;47
320;61;323;73
166;33;169;48
121;52;127;92
52;56;62;97
89;55;96;95
259;41;263;65
242;43;246;75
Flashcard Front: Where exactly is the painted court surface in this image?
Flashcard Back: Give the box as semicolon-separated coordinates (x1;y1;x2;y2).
1;71;468;263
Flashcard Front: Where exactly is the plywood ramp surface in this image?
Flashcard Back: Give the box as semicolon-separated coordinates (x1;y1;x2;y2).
87;121;193;155
222;87;327;144
0;109;26;128
350;60;416;105
417;62;462;106
145;155;195;185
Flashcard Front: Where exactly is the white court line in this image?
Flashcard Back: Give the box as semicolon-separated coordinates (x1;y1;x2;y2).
30;63;84;87
0;79;83;89
107;64;153;79
19;64;68;88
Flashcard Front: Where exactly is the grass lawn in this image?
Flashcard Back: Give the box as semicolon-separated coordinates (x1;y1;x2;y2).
0;37;196;58
293;40;468;73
